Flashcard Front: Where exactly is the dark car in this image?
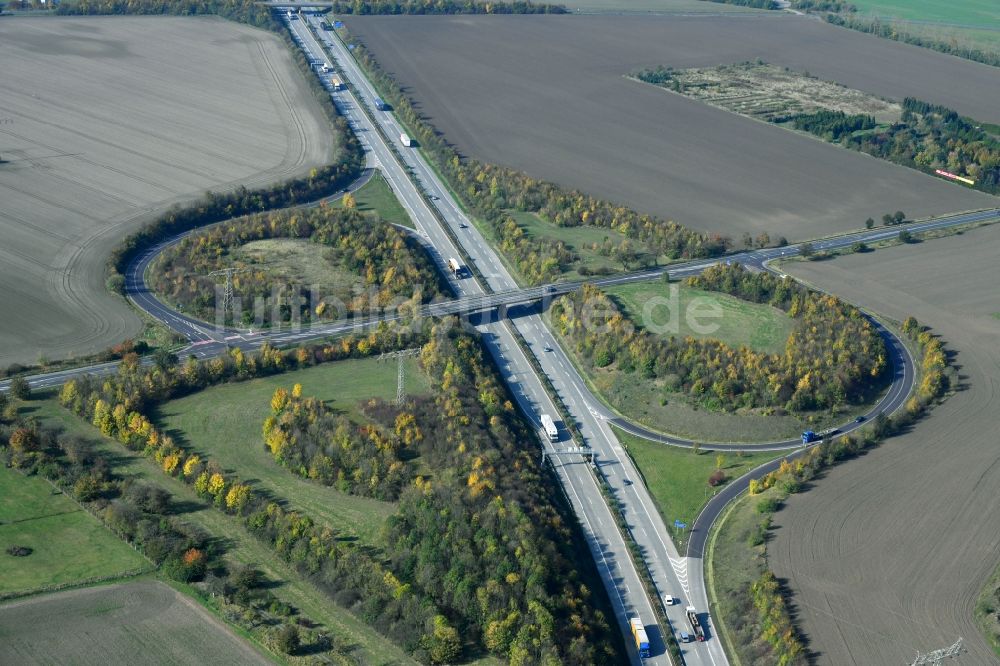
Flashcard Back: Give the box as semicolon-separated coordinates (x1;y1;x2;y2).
855;415;866;423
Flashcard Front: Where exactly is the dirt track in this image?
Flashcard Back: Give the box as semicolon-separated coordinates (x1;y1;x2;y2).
769;227;1000;664
347;14;998;241
0;579;270;664
0;17;334;367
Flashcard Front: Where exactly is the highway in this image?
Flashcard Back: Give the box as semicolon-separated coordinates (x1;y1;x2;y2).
289;13;676;664
2;11;997;665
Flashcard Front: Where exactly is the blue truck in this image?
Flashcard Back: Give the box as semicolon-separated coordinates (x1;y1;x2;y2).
802;430;818;444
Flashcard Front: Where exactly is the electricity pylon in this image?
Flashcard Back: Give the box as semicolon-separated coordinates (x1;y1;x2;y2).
207;267;252;324
378;348;421;405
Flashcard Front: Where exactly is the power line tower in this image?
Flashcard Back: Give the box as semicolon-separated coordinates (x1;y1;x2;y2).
909;638;964;666
207;267;252;325
378;348;421;405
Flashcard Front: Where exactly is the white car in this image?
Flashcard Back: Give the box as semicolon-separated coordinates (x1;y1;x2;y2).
664;595;675;605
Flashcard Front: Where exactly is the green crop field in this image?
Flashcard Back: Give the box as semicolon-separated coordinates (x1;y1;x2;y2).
0;466;149;596
151;357;429;545
850;0;1000;53
850;0;999;30
618;429;783;531
605;282;795;355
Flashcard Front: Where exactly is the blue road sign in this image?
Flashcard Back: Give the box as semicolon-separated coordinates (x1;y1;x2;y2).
674;520;687;529
334;20;344;28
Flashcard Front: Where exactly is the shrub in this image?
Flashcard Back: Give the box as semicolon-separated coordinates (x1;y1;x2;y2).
756;496;781;514
708;469;727;486
9;376;30;400
6;545;32;557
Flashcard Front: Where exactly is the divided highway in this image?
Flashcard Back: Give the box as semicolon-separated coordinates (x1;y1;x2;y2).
2;11;997;665
288;13;676;665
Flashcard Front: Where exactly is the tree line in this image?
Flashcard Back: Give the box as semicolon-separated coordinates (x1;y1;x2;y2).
327;0;567;13
790;97;999;193
150;207;446;326
552;264;888;413
54;321;620;664
345;32;731;284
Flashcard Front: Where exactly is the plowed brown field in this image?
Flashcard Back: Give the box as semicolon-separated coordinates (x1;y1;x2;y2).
347;14;998;241
0;17;335;368
769;227;1000;664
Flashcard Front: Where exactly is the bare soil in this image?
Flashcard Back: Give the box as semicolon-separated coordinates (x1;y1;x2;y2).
0;16;335;368
768;226;1000;664
347;14;998;241
0;579;271;665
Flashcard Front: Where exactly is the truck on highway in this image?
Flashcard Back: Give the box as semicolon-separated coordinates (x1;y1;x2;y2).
802;427;838;444
330;76;344;91
541;414;558;442
400;132;414;147
374;97;387;111
321;63;331;73
286;9;296;20
447;257;462;277
630;618;650;658
686;606;705;641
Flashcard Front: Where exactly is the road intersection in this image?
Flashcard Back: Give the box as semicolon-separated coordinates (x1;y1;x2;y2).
2;10;997;664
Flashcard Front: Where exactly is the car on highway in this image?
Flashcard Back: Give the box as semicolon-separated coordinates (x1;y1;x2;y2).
459;223;468;229
543;346;553;352
855;415;866;423
664;594;675;605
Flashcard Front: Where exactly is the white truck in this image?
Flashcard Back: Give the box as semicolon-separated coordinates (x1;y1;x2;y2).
447;257;462;277
541;414;558;442
400;132;413;147
321;63;331;73
330;76;344;91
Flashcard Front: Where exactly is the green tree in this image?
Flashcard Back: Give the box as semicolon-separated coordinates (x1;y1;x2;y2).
894;210;906;224
799;242;814;257
865;217;875;229
9;376;30;400
276;625;300;655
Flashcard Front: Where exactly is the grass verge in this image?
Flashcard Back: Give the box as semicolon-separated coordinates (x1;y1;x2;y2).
151;357;429;545
616;428;783;538
335;170;414;228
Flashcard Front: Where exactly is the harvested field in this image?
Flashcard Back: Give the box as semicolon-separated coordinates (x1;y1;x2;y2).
0;17;335;368
768;226;1000;663
0;579;270;665
347;14;998;241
